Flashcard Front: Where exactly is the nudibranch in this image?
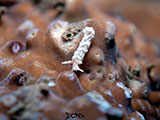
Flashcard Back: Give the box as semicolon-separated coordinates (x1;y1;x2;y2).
62;27;95;72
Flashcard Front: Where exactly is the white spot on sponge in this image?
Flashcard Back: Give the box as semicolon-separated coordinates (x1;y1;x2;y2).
18;20;35;31
116;82;132;99
105;21;116;40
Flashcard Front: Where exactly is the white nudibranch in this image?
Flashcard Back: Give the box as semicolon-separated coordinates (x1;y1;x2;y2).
62;27;95;72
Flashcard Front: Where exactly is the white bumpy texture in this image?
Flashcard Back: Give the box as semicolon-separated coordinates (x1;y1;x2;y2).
62;27;95;72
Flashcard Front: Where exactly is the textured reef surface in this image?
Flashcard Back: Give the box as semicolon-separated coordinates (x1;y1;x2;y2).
0;0;160;120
